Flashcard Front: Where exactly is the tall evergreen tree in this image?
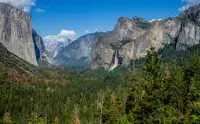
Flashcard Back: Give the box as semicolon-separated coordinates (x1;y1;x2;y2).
102;93;123;124
144;47;162;80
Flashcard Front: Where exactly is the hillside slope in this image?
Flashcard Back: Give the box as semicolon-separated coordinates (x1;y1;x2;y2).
0;43;41;76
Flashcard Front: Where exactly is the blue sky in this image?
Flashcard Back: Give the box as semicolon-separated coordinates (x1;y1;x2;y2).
26;0;193;38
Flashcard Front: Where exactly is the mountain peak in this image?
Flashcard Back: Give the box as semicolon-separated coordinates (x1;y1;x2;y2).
179;4;200;25
133;16;146;22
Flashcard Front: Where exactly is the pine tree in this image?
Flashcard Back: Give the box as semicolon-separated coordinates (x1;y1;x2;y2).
144;47;162;80
102;93;123;124
184;52;200;82
125;47;170;123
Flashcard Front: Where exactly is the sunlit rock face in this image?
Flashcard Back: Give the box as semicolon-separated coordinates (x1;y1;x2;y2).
176;19;200;50
0;3;38;66
0;3;52;66
91;4;200;69
113;17;147;40
91;17;149;69
164;18;181;41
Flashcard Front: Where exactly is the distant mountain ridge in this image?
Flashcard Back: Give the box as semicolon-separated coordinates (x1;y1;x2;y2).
0;3;52;67
44;37;72;58
54;32;105;67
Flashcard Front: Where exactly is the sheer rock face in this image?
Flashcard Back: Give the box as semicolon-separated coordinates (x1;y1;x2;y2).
32;30;53;66
90;36;114;69
134;21;165;59
176;19;200;50
113;17;146;40
0;3;51;66
0;3;38;66
91;4;200;69
90;17;148;68
164;18;181;41
175;4;200;50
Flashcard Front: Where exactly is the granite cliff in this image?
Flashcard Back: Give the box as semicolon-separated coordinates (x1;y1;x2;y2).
91;4;200;69
0;3;51;66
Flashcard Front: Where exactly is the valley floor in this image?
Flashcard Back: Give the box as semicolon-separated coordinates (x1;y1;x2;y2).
1;46;200;123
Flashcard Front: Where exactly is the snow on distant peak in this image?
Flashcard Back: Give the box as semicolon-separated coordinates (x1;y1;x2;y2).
43;30;75;58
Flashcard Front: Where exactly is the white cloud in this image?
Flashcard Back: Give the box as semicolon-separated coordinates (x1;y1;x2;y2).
179;0;200;11
43;30;76;42
60;30;76;37
43;30;76;57
0;0;36;12
35;8;46;13
149;19;162;22
85;28;106;34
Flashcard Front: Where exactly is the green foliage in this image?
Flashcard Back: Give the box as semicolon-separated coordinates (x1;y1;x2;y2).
144;47;162;80
102;93;123;124
125;47;200;123
27;113;47;124
1;45;200;123
117;115;132;124
135;21;151;29
0;67;7;82
0;65;128;123
184;52;200;82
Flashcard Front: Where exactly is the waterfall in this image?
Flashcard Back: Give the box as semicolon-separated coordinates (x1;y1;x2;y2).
114;51;119;65
108;51;119;72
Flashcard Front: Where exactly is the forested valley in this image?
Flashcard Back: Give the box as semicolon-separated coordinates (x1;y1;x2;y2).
1;44;200;124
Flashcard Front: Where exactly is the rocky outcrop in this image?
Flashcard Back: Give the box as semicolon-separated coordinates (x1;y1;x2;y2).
0;3;51;67
118;20;165;65
113;17;147;40
90;17;150;68
176;19;200;50
134;21;165;58
164;18;181;41
54;32;104;66
91;4;200;69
